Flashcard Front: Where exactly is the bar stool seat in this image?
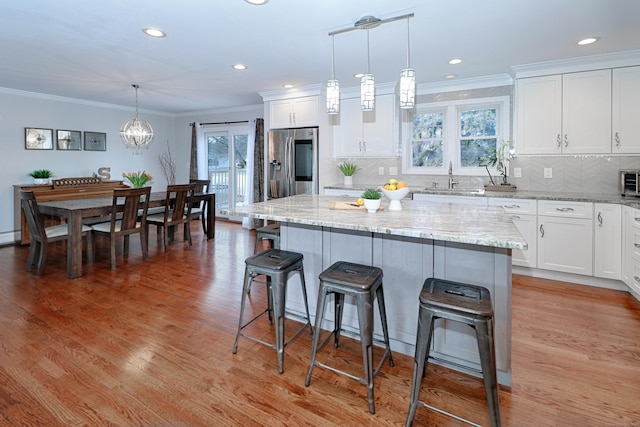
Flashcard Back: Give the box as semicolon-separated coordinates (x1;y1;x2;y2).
406;277;501;427
305;261;394;414
254;223;281;254
232;249;312;374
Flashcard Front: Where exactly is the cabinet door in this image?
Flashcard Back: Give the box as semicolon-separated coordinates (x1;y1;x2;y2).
562;70;612;154
510;214;537;268
538;215;593;275
612;66;640;154
270;99;294;129
291;96;319;127
593;203;621;280
333;97;364;157
515;75;563;155
622;206;640;288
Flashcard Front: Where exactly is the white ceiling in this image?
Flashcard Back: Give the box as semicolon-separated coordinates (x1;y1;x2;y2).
1;0;639;114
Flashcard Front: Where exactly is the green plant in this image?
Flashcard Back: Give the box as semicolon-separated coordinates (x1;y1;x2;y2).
362;188;382;200
337;162;360;176
29;169;53;178
122;170;153;188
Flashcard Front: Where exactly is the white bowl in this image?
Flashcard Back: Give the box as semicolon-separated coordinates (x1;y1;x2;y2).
380;186;410;210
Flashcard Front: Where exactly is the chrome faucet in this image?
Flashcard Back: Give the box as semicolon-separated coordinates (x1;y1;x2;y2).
448;161;458;189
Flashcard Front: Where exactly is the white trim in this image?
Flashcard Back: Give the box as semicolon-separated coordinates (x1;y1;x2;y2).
417;74;513;95
259;84;324;102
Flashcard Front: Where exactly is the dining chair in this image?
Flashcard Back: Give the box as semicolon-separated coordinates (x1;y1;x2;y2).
146;184;195;252
20;190;94;276
189;179;210;235
91;186;151;270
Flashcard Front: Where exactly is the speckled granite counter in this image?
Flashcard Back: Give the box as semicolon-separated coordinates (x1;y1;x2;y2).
224;194;521;386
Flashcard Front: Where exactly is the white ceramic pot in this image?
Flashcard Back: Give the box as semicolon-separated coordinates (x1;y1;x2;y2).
363;198;381;213
343;175;353;186
33;178;50;185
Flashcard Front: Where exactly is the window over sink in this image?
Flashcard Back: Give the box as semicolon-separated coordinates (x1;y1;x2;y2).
403;95;510;176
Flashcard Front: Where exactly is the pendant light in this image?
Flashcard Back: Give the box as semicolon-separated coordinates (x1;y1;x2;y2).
120;84;154;153
361;28;375;112
399;18;416;109
326;34;340;114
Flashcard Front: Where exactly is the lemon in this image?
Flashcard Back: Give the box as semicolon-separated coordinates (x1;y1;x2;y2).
388;178;398;185
357;198;364;206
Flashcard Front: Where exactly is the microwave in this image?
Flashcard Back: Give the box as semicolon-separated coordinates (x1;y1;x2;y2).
620;170;640;197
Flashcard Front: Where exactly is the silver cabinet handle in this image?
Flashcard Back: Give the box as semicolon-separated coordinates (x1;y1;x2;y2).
289;112;293;124
634;243;640;249
555;207;574;212
556;134;561;148
634;217;640;222
634;276;640;283
504;204;521;209
540;224;544;238
292;112;296;124
511;215;521;219
615;132;620;147
359;141;363;152
564;134;569;147
597;212;603;226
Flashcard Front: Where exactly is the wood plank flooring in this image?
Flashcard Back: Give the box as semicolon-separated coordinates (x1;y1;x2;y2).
1;220;639;426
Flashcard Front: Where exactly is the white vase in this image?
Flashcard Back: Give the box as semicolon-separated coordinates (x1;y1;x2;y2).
33;178;50;185
343;175;353;186
363;198;381;213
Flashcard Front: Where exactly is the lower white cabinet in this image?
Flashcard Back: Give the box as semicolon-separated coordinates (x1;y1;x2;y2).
537;200;593;276
488;198;537;268
622;206;640;296
593;203;622;280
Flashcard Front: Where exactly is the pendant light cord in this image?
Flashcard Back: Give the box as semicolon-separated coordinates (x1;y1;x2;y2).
331;35;336;79
366;29;371;73
406;18;411;68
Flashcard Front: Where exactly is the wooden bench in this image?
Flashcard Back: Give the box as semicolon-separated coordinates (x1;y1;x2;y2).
14;177;128;244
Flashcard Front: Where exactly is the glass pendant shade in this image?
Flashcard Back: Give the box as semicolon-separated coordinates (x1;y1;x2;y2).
326;79;340;114
120;84;154;152
399;68;416;109
361;73;375;111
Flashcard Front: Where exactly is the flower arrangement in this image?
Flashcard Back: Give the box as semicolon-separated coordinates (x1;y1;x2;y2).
122;171;153;188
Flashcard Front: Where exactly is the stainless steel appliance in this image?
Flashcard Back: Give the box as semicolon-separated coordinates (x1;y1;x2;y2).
620;169;640;197
268;127;319;198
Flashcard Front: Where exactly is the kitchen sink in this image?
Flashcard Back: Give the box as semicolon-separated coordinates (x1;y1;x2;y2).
421;187;486;195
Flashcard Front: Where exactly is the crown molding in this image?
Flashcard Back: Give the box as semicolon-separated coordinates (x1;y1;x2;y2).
417;74;513;95
259;83;324;102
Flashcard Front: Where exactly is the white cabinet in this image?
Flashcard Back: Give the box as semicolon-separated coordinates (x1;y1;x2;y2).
488;198;537;268
593;203;622;280
333;93;398;157
270;96;319;129
537;200;593;275
622;206;640;296
412;193;488;206
516;70;612;155
612;66;640;154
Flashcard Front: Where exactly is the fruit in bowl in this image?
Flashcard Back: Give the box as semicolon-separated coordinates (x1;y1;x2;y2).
380;179;410;211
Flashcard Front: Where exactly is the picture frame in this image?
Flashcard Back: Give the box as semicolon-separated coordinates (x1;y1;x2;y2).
84;131;107;151
25;127;54;150
56;129;82;150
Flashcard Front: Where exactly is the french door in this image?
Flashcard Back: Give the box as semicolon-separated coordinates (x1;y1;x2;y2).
205;126;248;219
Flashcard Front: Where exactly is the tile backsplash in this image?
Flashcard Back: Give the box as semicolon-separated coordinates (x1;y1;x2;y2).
331;155;640;194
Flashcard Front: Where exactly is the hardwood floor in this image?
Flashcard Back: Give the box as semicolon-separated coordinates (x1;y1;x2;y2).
1;220;639;426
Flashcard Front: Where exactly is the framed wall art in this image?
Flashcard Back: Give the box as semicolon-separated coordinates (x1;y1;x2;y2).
56;129;82;150
25;127;54;150
84;131;106;151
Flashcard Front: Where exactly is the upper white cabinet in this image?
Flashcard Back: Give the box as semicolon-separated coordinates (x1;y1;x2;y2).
612;66;640;154
270;96;319;129
516;70;612;155
333;91;399;158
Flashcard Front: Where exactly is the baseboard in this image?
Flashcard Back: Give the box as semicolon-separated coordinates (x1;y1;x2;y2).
512;265;628;292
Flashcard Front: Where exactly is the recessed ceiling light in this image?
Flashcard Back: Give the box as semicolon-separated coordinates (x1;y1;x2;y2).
233;64;247;70
448;58;462;65
444;74;457;79
577;37;599;46
245;0;268;4
142;28;166;38
283;84;294;88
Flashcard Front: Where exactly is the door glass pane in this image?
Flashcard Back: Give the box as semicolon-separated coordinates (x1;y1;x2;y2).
207;134;229;211
233;135;248;208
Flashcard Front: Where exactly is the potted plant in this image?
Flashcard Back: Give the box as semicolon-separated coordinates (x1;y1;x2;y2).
29;169;53;185
361;188;382;213
337;162;360;186
478;140;516;192
122;171;153;188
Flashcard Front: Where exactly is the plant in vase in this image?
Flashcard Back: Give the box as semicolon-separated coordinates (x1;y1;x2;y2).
337;162;360;186
122;171;153;188
361;188;382;213
29;169;53;184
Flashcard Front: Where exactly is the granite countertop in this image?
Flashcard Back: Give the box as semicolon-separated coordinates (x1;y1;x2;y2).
222;194;527;250
324;183;640;208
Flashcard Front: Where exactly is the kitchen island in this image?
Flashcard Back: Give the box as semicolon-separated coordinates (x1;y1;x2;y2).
223;194;527;386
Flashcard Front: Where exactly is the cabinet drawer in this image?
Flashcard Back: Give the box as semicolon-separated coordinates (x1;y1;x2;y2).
630;209;640;232
324;188;363;197
537;200;592;219
488;198;536;214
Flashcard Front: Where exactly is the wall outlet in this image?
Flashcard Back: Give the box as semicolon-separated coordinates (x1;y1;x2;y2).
378;167;384;175
513;168;522;178
389;166;398;176
544;168;553;179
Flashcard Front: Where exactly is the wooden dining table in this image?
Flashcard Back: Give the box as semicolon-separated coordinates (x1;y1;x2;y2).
37;191;216;279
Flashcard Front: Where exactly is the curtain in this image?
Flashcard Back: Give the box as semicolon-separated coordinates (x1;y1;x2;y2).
242;118;264;229
189;123;198;180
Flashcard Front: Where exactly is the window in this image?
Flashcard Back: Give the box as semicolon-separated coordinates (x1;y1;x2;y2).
403;95;509;175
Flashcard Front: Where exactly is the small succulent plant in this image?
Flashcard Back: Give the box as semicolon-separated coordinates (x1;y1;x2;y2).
362;188;382;200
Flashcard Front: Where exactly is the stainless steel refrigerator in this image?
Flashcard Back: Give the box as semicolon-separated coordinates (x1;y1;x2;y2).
267;127;318;198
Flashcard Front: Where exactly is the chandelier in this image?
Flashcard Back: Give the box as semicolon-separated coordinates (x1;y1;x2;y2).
120;84;154;152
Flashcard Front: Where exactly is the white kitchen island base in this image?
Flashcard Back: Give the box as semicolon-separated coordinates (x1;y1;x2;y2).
279;222;512;386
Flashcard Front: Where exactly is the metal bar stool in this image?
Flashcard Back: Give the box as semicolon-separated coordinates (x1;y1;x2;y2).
305;261;394;414
232;248;312;374
254;223;281;254
406;278;501;427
